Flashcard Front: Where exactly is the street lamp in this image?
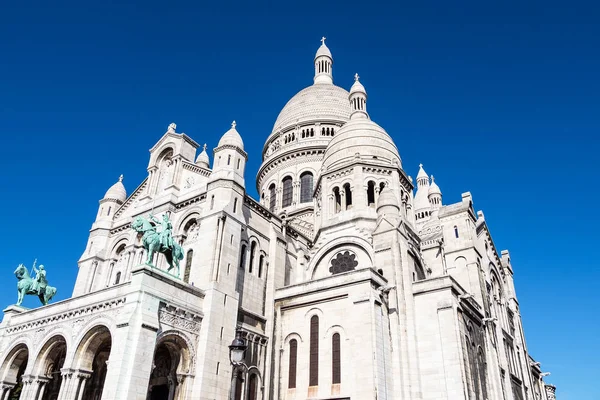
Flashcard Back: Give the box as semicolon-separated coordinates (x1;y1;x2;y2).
229;330;249;400
229;330;248;365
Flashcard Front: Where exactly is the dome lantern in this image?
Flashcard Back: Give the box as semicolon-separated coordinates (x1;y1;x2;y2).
314;37;333;85
349;73;368;120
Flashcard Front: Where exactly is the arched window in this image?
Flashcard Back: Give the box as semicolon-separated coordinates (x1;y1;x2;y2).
344;183;352;209
269;184;276;212
184;250;193;283
258;254;264;278
332;333;341;384
282;176;293;208
239;244;247;269
227;155;231;165
114;272;121;285
233;198;238;213
248;374;258;400
309;315;319;386
107;206;111;216
288;339;298;389
237;159;241;170
210;195;215;210
379;182;386;193
300;172;313;203
367;181;376;206
454;226;459;238
249;242;256;273
333;187;341;213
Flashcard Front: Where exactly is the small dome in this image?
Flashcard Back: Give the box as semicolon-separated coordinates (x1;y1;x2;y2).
350;76;366;96
196;144;210;168
417;164;428;180
322;119;401;172
428;175;441;196
104;175;126;202
218;121;244;149
315;37;332;59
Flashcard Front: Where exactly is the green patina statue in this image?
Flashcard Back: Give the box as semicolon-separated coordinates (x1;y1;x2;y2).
14;261;57;306
131;213;184;277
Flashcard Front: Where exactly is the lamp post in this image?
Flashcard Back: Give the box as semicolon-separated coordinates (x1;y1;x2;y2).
229;331;249;400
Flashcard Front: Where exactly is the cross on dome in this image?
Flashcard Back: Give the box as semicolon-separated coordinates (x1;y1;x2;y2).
354;73;360;81
119;174;123;182
419;163;423;168
321;36;326;45
231;120;237;129
203;143;207;151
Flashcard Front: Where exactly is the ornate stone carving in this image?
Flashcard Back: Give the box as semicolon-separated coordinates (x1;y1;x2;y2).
158;304;202;334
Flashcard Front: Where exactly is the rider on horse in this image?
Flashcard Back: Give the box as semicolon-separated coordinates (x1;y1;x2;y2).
31;264;48;295
149;213;174;252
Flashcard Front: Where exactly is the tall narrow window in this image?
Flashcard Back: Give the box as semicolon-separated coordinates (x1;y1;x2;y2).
237;159;241;170
233;198;238;213
258;254;264;278
114;272;121;285
367;181;375;206
333;187;341;213
107;206;111;216
239;245;247;269
344;183;352;209
248;374;258;400
288;339;298;389
227;155;231;165
269;184;276;212
300;172;313;203
249;242;256;273
211;195;215;210
309;315;319;386
282;176;293;208
184;250;193;283
332;333;341;384
454;226;459;238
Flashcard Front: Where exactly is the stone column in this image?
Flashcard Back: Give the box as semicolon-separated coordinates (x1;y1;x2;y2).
19;375;36;400
74;371;92;400
0;382;16;400
340;190;346;211
33;376;51;400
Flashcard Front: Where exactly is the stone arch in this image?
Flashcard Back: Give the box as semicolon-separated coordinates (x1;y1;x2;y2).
73;324;112;400
0;342;29;384
147;331;194;400
308;238;374;280
31;334;67;399
177;211;201;234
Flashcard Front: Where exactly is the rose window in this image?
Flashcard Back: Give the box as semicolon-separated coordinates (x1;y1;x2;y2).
329;251;359;275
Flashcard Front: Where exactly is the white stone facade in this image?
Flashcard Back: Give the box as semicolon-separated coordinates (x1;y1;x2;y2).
0;40;555;400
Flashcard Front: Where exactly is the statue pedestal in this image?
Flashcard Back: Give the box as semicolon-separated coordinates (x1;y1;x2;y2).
1;304;29;326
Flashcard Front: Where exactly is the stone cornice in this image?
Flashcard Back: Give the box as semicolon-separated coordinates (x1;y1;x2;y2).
114;178;149;219
213;144;248;160
182;161;211;177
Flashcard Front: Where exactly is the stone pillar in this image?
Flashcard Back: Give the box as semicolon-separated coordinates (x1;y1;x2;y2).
19;375;36;400
0;382;16;400
32;376;51;400
58;368;92;400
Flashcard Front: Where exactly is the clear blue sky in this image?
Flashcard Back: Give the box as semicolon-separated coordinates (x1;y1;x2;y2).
1;1;598;398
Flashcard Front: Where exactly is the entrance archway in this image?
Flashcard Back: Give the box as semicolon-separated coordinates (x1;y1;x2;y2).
74;325;112;400
147;333;192;400
0;343;29;399
32;335;67;400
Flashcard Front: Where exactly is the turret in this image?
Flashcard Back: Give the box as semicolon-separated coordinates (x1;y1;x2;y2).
349;73;368;120
414;164;432;225
95;175;126;226
314;37;333;85
428;175;442;210
195;143;210;169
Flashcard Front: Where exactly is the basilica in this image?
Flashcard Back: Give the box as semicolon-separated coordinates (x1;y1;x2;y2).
0;40;557;400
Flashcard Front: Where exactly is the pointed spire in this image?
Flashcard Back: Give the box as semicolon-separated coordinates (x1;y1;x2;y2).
416;163;429;186
314;37;333;85
349;73;368;120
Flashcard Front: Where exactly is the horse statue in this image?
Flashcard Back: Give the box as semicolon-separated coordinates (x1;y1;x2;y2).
14;263;57;306
131;214;184;277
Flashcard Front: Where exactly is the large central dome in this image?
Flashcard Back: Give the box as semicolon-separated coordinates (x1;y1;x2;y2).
271;84;351;134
